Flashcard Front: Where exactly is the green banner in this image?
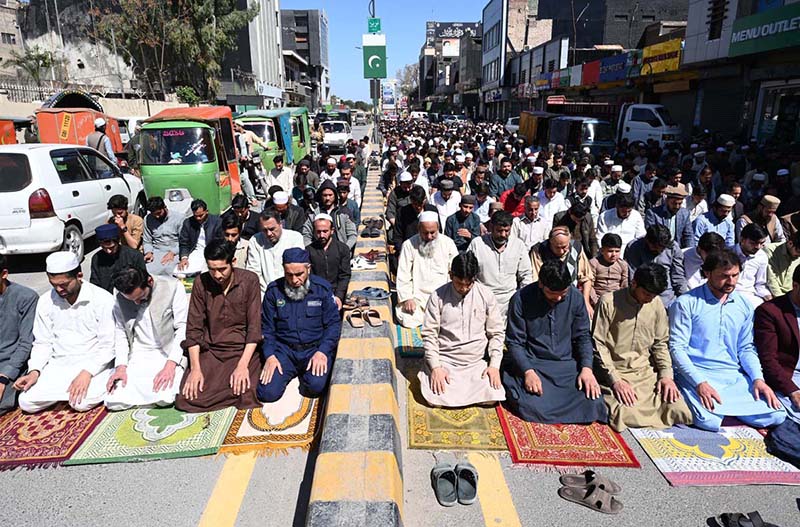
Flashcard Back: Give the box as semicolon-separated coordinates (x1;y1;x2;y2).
729;3;800;57
363;46;387;79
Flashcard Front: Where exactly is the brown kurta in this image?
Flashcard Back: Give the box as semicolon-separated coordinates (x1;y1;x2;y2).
175;268;262;412
592;289;692;431
589;256;629;306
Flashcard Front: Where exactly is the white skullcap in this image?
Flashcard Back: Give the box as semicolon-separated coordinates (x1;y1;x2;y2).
726;140;735;146
313;213;333;224
398;171;413;182
690;143;699;149
486;144;496;150
617;181;632;193
611;165;623;172
716;194;736;207
389;146;398;152
455;155;465;163
777;168;790;176
488;140;496;146
716;147;726;153
94;117;106;128
604;159;614;166
524;148;531;155
465;152;473;159
527;155;536;161
742;145;750;151
46;251;80;274
272;191;289;205
753;172;767;181
694;151;706;158
582;147;591;154
326;157;337;165
419;211;439;224
533;166;544;175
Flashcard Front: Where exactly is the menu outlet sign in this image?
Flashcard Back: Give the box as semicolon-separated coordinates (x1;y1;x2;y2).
729;3;800;57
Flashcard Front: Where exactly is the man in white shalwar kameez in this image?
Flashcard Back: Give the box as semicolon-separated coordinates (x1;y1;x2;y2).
396;211;459;328
105;268;188;410
419;252;506;407
14;252;115;412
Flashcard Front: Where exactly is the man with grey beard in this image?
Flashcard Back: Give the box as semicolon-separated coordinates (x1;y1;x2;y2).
396;211;459;328
257;248;340;402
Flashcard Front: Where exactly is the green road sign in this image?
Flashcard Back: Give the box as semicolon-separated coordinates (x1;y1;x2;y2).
368;17;381;33
363;46;387;79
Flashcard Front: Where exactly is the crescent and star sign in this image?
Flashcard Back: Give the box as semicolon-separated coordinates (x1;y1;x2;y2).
368;55;381;69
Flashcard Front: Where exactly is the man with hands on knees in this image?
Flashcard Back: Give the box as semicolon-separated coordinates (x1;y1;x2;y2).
258;248;341;403
501;259;608;424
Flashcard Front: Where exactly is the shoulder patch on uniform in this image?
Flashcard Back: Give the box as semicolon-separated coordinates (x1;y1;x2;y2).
277;298;286;307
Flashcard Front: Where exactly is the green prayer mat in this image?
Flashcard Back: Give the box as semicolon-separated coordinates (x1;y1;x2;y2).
64;407;236;465
394;324;424;358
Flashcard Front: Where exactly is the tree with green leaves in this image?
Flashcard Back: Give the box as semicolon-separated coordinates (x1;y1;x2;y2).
8;45;55;89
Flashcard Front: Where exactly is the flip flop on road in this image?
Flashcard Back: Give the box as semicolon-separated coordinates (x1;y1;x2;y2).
559;470;622;495
558;484;623;515
454;461;479;505
351;287;390;300
717;511;782;527
347;309;365;329
431;462;458;507
363;308;383;327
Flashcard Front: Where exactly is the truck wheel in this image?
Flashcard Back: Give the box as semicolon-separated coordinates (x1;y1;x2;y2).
60;224;84;261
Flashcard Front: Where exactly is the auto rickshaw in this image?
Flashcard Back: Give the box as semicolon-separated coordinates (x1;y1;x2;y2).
139;106;240;215
35;108;124;158
234;109;293;173
285;107;311;163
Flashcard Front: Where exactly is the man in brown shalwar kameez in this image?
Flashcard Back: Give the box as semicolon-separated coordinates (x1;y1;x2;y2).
175;240;262;412
592;263;692;431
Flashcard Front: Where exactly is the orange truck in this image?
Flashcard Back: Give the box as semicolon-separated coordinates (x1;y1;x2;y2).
35;108;124;157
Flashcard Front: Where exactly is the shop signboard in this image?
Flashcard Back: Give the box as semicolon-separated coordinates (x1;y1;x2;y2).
582;60;601;86
559;69;571;87
599;53;628;82
642;38;682;74
569;65;582;87
551;70;560;88
729;3;800;57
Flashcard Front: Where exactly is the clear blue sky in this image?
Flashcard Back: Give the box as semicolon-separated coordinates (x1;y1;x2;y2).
280;0;485;101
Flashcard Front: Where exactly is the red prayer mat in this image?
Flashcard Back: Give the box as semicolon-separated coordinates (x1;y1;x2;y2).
0;404;107;470
497;405;640;468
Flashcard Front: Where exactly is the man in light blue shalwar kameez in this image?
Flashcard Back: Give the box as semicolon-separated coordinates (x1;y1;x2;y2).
669;248;786;432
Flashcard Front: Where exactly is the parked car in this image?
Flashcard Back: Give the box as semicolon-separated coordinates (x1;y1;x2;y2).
321;120;352;153
505;116;520;134
0;144;146;260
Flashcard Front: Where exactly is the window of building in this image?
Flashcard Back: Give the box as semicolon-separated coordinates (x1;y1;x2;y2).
614;14;628;21
642;14;656;21
707;0;727;40
295;34;308;43
1;33;16;45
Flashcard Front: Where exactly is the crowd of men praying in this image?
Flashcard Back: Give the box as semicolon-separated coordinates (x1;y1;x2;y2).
2;117;800;448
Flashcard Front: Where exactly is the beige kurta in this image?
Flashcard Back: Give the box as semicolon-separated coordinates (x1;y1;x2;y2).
592;289;692;431
395;234;459;328
418;282;506;407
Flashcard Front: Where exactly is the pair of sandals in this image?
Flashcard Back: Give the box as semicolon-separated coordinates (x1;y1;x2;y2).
557;470;623;515
347;307;382;328
361;217;384;238
350;286;390;300
714;512;781;527
351;256;377;270
431;461;478;507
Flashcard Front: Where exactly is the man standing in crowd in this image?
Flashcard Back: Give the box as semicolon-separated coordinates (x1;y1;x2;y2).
306;214;351;310
247;209;305;298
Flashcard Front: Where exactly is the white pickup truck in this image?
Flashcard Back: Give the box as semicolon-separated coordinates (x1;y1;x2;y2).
616;103;681;148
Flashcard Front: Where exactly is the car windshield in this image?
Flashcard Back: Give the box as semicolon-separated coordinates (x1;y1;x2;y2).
582;122;614;143
243;122;277;143
656;107;677;126
0;153;31;192
140;127;216;165
322;122;346;133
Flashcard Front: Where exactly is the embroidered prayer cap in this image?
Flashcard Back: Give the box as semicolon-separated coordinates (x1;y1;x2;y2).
272;191;289;205
46;251;80;274
439;179;455;191
282;247;310;265
616;181;632;194
761;195;781;208
398;171;413;182
460;195;477;205
611;165;623;172
95;223;120;241
533;166;544;175
665;185;688;198
418;211;439;224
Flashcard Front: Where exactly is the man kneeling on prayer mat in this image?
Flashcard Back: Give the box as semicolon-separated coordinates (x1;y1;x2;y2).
175;240;263;412
396;211;459;328
502;259;608;424
593;263;693;431
669;248;786;431
258;248;340;402
419;252;506;407
14;252;115;412
105;268;188;410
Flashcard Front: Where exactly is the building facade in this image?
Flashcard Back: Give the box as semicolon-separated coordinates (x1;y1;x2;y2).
281;9;330;111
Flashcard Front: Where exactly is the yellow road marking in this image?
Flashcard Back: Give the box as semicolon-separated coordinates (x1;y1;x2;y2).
468;453;522;527
198;452;258;527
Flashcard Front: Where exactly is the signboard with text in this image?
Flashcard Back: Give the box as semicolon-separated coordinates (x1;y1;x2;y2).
599;54;628;82
368;17;381;33
729;3;800;56
642;38;682;74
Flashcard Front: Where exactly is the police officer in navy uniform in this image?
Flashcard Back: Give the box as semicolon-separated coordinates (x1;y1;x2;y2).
258;248;341;402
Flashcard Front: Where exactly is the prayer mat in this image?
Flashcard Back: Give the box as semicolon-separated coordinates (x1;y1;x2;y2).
394;324;424;358
407;377;507;451
496;405;640;468
0;404;106;470
630;425;800;487
181;277;195;294
220;378;320;456
63;406;236;465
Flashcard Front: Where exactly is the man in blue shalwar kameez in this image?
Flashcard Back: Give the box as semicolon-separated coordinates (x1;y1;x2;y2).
501;259;608;424
669;248;786;432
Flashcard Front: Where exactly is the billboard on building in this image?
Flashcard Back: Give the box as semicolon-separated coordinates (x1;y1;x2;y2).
570;65;582;87
426;21;481;46
559;69;571;88
729;3;800;57
442;38;460;57
642;38;682;74
599;54;628;83
382;80;397;109
582;60;601;85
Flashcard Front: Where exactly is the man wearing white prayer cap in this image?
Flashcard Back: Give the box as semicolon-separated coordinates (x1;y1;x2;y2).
693;194;736;247
395;211;458;328
14;252;116;412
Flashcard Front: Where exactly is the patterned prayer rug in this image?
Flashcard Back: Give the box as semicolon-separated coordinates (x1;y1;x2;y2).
220;378;320;455
496;405;640;468
394;324;424;358
63;407;236;465
630;425;800;487
0;404;107;470
407;377;507;451
181;277;194;294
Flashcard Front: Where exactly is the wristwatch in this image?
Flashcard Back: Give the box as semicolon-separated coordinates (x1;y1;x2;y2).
121;227;128;233
0;376;10;386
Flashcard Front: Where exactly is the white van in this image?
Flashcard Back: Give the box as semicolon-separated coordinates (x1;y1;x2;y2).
617;104;681;148
410;111;429;121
